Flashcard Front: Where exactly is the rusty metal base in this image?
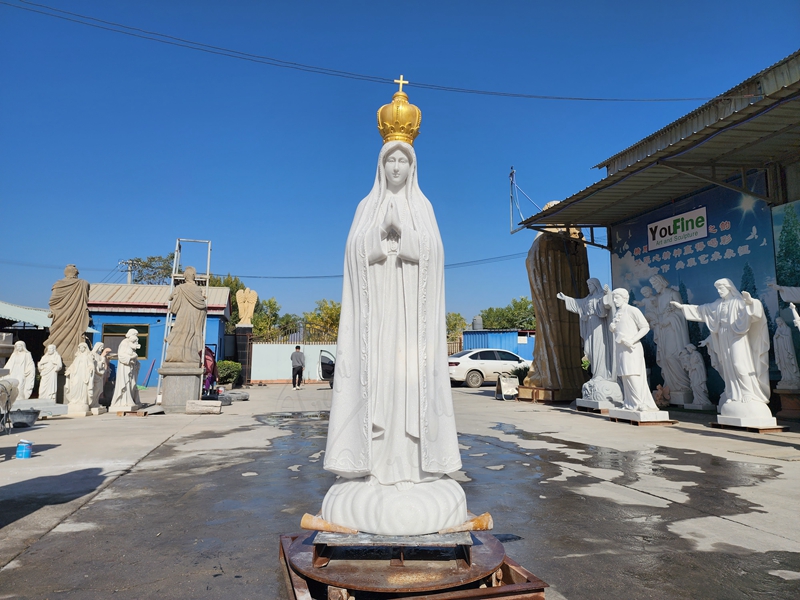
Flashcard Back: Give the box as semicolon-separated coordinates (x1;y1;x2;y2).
280;531;548;599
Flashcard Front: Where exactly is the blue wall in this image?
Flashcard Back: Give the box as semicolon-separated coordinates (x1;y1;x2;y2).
89;312;226;387
462;330;535;361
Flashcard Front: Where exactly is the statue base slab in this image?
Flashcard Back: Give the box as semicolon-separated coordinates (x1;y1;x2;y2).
668;390;693;406
159;363;203;414
716;415;778;428
517;386;577;403
11;399;67;417
321;476;467;536
91;406;107;415
67;404;92;417
110;404;140;413
609;408;673;423
775;389;800;419
576;398;619;414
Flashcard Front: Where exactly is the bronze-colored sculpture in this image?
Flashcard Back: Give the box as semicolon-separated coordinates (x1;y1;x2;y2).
44;264;90;368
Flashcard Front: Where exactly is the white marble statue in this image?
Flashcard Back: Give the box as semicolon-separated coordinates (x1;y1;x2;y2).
110;329;141;411
608;289;660;411
37;344;63;402
791;302;800;331
671;278;775;426
769;283;800;304
321;96;466;535
557;279;615;382
773;317;800;389
65;343;94;414
679;344;712;408
1;341;35;401
91;342;111;408
649;275;692;402
635;286;659;330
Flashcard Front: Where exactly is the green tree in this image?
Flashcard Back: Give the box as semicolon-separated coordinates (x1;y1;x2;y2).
303;299;342;341
125;254;174;284
209;273;247;334
479;297;536;330
252;297;282;338
776;205;800;299
446;312;467;342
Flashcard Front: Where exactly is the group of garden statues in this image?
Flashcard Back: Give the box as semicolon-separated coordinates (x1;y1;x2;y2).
555;272;800;425
0;265;152;414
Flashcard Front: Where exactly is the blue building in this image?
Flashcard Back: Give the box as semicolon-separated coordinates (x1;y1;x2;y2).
88;284;231;387
462;329;535;361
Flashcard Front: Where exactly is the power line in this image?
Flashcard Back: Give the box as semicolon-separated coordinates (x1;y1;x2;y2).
0;252;530;280
0;0;748;104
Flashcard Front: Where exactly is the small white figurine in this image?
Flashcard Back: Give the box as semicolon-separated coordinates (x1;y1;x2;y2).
2;341;35;400
37;344;63;402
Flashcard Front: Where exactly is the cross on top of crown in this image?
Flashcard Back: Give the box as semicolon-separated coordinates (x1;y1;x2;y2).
394;75;409;93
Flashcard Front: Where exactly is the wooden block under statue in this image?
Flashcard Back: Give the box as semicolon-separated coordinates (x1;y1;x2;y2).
517;385;578;403
776;389;800;419
159;363;204;414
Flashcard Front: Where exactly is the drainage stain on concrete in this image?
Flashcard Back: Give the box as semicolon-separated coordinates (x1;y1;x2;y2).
0;413;798;600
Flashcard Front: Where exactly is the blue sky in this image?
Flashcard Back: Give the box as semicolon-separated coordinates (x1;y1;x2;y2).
1;1;798;320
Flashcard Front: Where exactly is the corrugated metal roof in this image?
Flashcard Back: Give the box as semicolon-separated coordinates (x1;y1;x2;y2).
521;50;800;230
0;299;98;332
596;49;800;175
89;284;231;318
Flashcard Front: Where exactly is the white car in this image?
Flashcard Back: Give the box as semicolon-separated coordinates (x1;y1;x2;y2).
448;348;530;388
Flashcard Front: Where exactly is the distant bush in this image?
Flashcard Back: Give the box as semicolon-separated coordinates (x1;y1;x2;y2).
217;361;242;386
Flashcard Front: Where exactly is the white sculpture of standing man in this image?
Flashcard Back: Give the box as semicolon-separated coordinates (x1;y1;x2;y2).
773;317;800;389
37;345;63;402
671;278;776;427
649;275;692;405
679;344;713;408
2;341;35;401
110;329;141;412
321;83;467;536
65;342;94;415
607;289;665;419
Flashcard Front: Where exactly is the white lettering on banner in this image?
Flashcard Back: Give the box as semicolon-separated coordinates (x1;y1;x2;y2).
647;207;708;252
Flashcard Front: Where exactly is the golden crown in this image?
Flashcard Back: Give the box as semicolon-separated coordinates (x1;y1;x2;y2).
377;75;421;145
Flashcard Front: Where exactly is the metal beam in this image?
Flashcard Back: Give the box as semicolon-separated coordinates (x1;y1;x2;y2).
523;226;611;251
656;162;773;203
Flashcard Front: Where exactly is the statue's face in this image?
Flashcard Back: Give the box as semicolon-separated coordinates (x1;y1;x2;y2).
384;149;410;189
777;317;785;326
14;342;24;352
715;283;730;299
587;279;597;293
612;292;626;308
47;345;55;355
78;343;88;353
650;277;664;293
641;287;652;298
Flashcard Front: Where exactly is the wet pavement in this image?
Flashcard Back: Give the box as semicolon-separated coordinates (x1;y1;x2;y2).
1;385;799;598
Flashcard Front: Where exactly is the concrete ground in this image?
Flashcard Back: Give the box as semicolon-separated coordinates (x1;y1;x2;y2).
1;384;799;599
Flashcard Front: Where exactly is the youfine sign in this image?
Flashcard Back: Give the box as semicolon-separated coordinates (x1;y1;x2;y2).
647;207;707;251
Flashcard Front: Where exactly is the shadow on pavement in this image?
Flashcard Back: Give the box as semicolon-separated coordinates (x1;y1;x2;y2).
0;467;106;528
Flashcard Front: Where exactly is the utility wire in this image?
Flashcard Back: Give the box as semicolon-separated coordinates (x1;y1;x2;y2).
0;252;530;280
0;0;753;103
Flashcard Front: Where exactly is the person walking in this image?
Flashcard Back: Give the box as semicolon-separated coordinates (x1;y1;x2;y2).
291;345;305;390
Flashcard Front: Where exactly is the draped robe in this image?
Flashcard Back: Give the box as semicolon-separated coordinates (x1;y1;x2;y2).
44;275;89;367
560;282;615;381
38;350;63;402
324;141;461;482
680;282;769;405
3;347;35;400
165;281;207;364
